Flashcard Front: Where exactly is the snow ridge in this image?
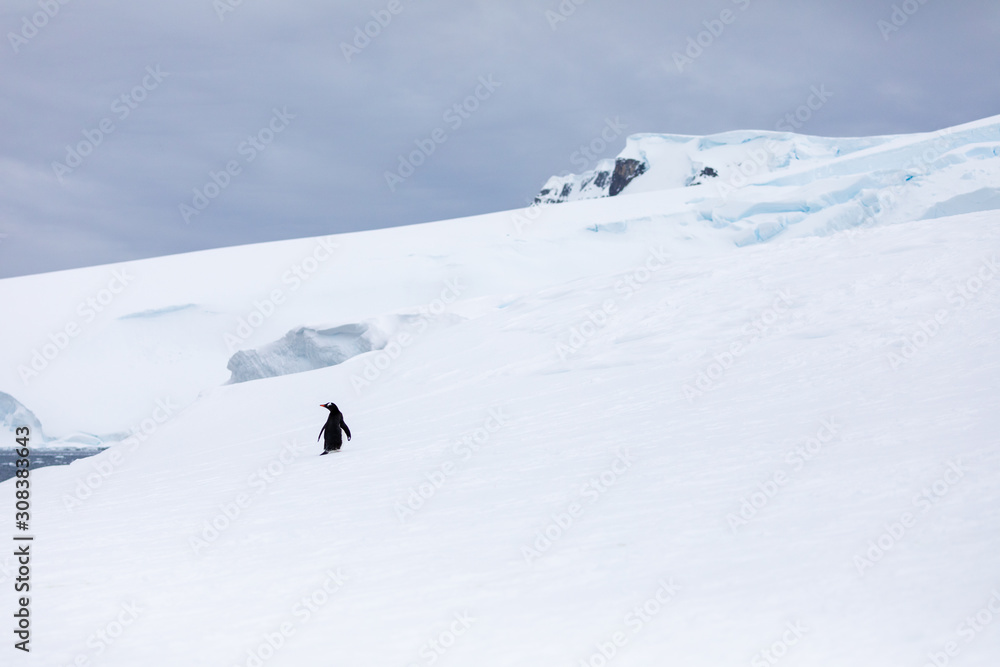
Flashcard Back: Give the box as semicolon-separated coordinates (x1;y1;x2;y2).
1;114;1000;666
0;391;46;442
226;322;391;384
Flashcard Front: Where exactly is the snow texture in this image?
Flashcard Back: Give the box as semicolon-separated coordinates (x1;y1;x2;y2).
0;391;46;442
1;114;1000;666
227;322;389;384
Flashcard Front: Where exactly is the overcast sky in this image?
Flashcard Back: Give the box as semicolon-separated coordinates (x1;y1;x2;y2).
0;0;997;278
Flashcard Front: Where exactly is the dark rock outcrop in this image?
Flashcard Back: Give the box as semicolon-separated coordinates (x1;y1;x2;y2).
608;158;648;197
686;165;720;187
533;156;649;205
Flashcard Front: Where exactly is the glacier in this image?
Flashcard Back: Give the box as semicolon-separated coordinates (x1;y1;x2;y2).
0;114;999;666
227;323;387;384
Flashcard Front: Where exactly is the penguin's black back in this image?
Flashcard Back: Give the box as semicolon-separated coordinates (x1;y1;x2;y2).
323;405;345;449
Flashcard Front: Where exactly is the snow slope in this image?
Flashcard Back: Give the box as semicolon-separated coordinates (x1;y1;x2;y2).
535;114;1000;226
2;115;1000;666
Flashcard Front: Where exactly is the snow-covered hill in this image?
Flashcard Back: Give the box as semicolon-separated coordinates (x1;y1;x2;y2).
534;119;1000;220
2;115;1000;666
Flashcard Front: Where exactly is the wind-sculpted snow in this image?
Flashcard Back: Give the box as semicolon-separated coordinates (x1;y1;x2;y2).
534;119;1000;250
118;303;200;320
1;391;127;449
1;115;1000;666
921;188;1000;221
533;130;868;204
1;115;998;439
226;321;391;384
0;391;46;442
535;158;617;204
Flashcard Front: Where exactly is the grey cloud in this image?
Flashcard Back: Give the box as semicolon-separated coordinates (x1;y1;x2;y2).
0;0;996;277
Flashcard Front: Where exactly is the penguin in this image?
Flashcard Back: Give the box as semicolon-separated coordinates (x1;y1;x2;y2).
318;402;351;455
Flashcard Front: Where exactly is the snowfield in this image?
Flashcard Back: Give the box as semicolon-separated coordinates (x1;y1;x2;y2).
2;116;1000;666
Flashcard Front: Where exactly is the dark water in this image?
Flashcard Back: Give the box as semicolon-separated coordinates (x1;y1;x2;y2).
0;448;105;483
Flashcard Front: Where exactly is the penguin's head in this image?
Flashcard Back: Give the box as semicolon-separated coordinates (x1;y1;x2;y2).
321;402;338;411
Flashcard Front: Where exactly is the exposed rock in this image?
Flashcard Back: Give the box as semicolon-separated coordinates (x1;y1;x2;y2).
608;158;648;197
534;156;648;205
686;165;720;187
